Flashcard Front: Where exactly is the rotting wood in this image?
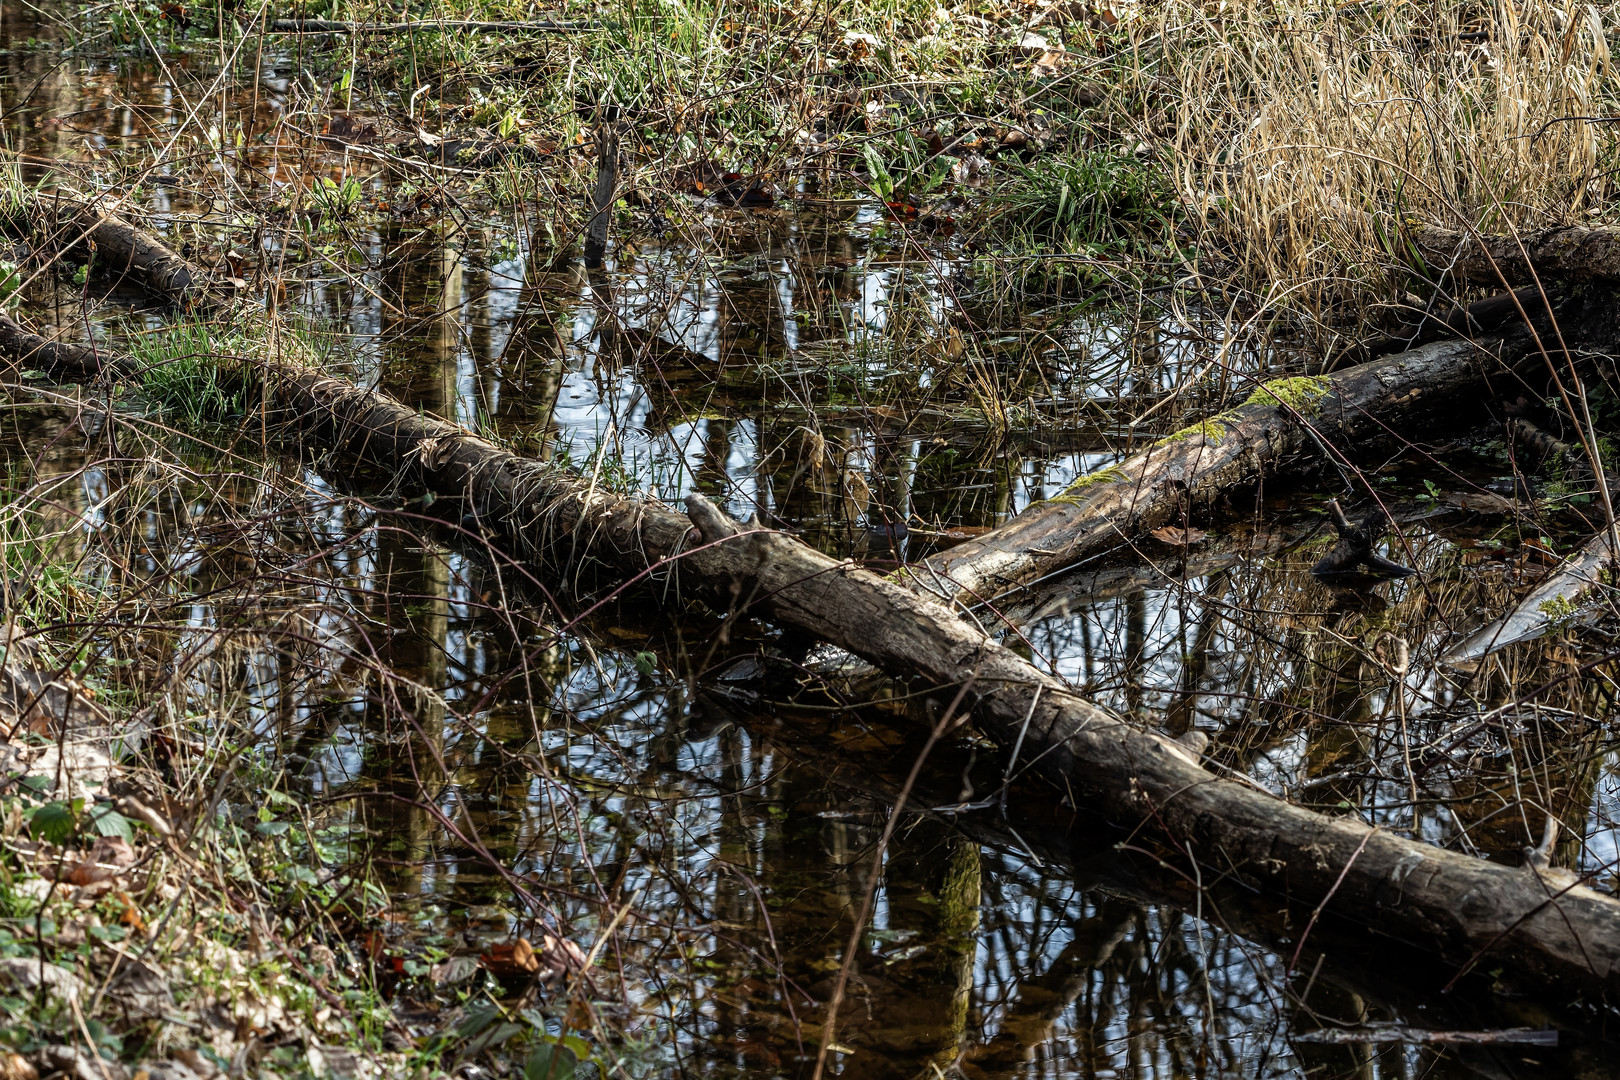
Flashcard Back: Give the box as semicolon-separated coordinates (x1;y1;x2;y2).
583;126;618;269
1310;498;1415;580
14;207;1620;1003
1362;285;1547;359
903;330;1545;607
43;196;214;305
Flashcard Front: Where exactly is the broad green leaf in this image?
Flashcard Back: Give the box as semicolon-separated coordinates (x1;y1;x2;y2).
28;801;75;844
88;805;133;842
525;1042;577;1080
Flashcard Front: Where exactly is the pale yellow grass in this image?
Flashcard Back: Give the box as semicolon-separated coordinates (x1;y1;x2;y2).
1145;0;1617;312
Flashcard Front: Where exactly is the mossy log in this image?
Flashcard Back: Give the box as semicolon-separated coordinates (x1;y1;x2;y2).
1443;531;1617;669
909;332;1544;606
165;348;1620;1004
13;204;1620;1006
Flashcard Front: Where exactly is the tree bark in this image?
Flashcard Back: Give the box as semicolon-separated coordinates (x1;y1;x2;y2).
0;314;120;379
1411;224;1620;284
35;196;214;306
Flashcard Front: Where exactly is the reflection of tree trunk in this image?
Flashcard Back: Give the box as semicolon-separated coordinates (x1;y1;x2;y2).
838;819;980;1079
869;433;916;564
1123;591;1146;720
1301;619;1373;816
1166;572;1226;737
366;522;450;898
962;898;1135;1077
697;418;732;500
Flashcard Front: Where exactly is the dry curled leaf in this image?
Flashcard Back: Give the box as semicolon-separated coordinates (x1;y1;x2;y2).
842;469;872;524
64;835;135;886
1151;525;1208;547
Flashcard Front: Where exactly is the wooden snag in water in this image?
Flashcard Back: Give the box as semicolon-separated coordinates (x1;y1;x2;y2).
11;204;1620;1005
1310;498;1416;580
583;126;618;269
1362;285;1548;359
0;314;119;380
44;196;208;304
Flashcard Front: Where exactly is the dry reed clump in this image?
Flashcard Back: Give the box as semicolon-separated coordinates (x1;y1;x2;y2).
1145;0;1618;318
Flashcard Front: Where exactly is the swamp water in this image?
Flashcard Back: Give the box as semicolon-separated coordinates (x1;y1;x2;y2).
1;8;1618;1078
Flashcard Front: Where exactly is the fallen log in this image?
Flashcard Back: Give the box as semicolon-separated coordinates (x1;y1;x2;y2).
1411;224;1620;284
0;314;119;380
1443;530;1618;669
906;329;1544;607
14;207;1620;1004
1363;285;1547;358
6;315;1616;1004
41;196;212;305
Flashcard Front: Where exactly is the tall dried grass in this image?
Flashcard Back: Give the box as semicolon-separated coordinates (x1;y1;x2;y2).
1147;0;1617;315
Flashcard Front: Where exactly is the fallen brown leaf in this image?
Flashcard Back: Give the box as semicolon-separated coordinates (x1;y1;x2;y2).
1151;525;1208;547
481;937;540;977
64;836;135;886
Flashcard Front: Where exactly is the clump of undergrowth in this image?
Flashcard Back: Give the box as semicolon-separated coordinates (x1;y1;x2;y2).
988;151;1179;253
125;321;247;425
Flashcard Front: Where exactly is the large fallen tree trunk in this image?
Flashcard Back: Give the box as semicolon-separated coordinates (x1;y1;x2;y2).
13;204;1620;1004
904;329;1546;607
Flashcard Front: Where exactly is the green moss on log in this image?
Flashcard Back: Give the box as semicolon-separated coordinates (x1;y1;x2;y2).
1047;464;1128;504
1152;417;1229;450
1242;374;1332;415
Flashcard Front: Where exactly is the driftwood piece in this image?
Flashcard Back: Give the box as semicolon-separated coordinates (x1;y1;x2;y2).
908;331;1541;607
13;207;1620;1003
1411;224;1620;284
1310;498;1416;580
1443;531;1617;668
